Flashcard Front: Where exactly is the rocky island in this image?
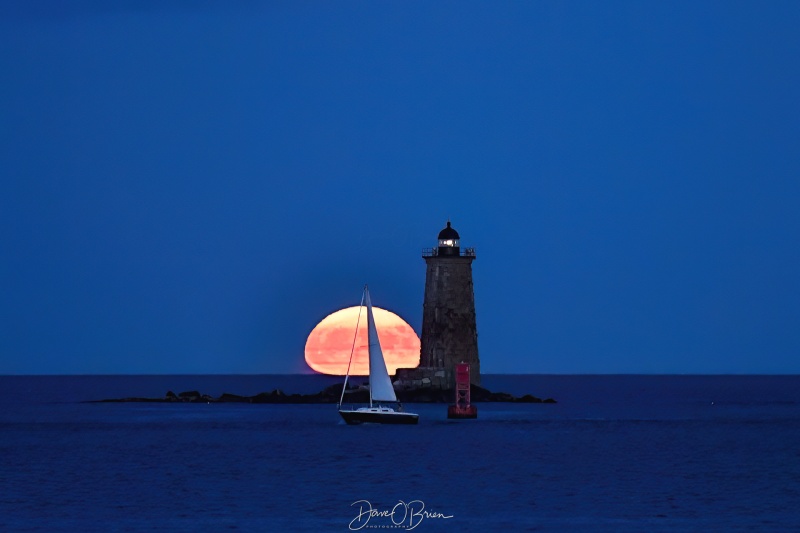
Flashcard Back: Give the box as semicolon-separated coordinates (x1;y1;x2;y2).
94;383;556;404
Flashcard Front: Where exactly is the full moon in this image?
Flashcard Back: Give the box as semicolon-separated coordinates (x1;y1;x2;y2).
304;306;420;375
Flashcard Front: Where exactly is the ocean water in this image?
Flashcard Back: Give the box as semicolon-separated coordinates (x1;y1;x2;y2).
1;375;799;532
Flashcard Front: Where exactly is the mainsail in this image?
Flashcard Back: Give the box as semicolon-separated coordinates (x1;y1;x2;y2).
364;288;398;403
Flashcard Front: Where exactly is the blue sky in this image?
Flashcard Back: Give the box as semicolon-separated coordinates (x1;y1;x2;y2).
2;1;799;374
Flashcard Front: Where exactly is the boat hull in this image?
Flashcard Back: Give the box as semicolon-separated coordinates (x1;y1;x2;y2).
339;408;419;425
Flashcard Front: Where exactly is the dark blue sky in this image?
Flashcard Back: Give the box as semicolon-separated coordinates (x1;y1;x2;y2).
2;1;799;374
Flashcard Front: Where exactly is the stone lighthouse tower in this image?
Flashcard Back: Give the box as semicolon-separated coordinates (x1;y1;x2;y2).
420;220;481;386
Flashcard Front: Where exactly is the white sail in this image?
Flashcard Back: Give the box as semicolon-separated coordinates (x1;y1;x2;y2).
364;288;398;403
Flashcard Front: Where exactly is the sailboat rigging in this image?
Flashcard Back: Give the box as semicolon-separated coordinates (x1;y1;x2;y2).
338;286;419;425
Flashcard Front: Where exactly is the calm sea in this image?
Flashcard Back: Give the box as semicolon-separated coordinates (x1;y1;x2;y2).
1;375;799;532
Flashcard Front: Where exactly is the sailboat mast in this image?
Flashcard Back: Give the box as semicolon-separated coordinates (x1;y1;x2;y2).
364;285;399;405
366;285;373;408
338;288;366;409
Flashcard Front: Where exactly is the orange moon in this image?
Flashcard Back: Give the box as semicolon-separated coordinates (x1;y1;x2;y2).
304;306;420;375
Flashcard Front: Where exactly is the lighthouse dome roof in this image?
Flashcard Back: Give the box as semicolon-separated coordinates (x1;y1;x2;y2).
437;221;460;240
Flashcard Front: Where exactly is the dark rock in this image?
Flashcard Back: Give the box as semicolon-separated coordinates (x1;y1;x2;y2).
516;394;543;403
396;388;450;403
93;382;556;404
251;391;283;403
218;393;245;402
339;388;370;404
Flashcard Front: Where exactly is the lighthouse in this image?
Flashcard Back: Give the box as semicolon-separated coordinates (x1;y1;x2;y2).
419;221;481;386
393;220;481;391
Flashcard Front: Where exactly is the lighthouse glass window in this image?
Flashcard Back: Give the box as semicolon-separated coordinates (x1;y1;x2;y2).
439;239;459;247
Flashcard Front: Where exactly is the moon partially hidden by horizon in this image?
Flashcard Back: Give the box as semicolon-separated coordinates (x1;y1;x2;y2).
304;306;420;376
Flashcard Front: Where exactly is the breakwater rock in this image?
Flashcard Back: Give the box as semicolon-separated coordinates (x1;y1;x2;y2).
94;383;556;404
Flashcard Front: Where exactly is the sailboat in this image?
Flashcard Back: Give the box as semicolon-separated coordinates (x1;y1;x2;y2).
338;286;419;425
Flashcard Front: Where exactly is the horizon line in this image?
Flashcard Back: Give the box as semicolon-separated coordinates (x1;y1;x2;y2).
2;372;799;377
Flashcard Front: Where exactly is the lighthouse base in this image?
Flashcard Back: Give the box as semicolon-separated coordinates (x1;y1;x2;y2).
447;404;478;419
